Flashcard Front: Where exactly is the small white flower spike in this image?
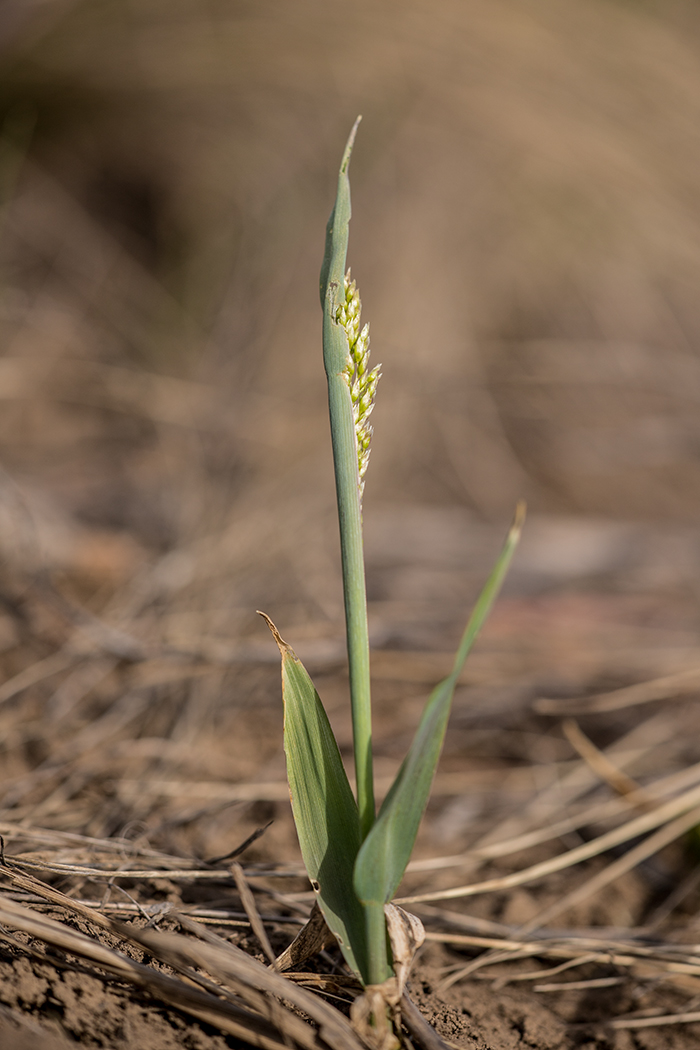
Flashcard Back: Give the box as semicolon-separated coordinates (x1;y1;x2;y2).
336;270;381;501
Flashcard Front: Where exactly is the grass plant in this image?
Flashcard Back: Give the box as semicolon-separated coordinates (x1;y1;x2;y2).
262;119;524;1002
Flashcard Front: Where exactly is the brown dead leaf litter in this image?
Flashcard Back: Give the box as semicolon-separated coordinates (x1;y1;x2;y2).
2;519;700;1050
3;0;700;1048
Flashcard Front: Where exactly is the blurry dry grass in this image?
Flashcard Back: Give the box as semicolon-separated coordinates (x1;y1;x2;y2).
0;0;700;1046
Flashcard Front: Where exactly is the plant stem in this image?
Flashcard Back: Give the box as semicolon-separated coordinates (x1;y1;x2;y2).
320;118;375;842
326;368;375;841
365;900;389;986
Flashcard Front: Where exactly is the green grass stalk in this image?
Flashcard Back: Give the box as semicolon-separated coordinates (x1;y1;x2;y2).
365;900;390;988
311;118;522;995
321;118;375;843
326;371;375;842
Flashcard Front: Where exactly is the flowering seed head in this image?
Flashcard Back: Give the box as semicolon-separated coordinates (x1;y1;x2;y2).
336;271;381;500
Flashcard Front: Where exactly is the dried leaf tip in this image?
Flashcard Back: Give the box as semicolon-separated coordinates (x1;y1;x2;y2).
257;611;293;657
510;500;527;541
340;115;362;174
336;270;381;499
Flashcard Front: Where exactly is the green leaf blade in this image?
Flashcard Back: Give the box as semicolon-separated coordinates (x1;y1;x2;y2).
353;504;525;909
320;115;360;315
259;613;369;983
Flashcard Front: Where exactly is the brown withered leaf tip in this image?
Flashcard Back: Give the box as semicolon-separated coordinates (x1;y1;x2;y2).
257;610;293;657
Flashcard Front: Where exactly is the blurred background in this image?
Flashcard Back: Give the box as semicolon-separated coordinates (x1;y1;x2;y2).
5;6;700;1042
1;0;700;855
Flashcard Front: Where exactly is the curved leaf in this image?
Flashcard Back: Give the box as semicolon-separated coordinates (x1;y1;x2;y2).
259;613;368;983
353;504;525;908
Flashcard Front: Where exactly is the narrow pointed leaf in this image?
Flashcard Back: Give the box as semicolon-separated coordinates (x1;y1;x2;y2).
320;115;360;316
259;613;369;983
353;504;525;908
